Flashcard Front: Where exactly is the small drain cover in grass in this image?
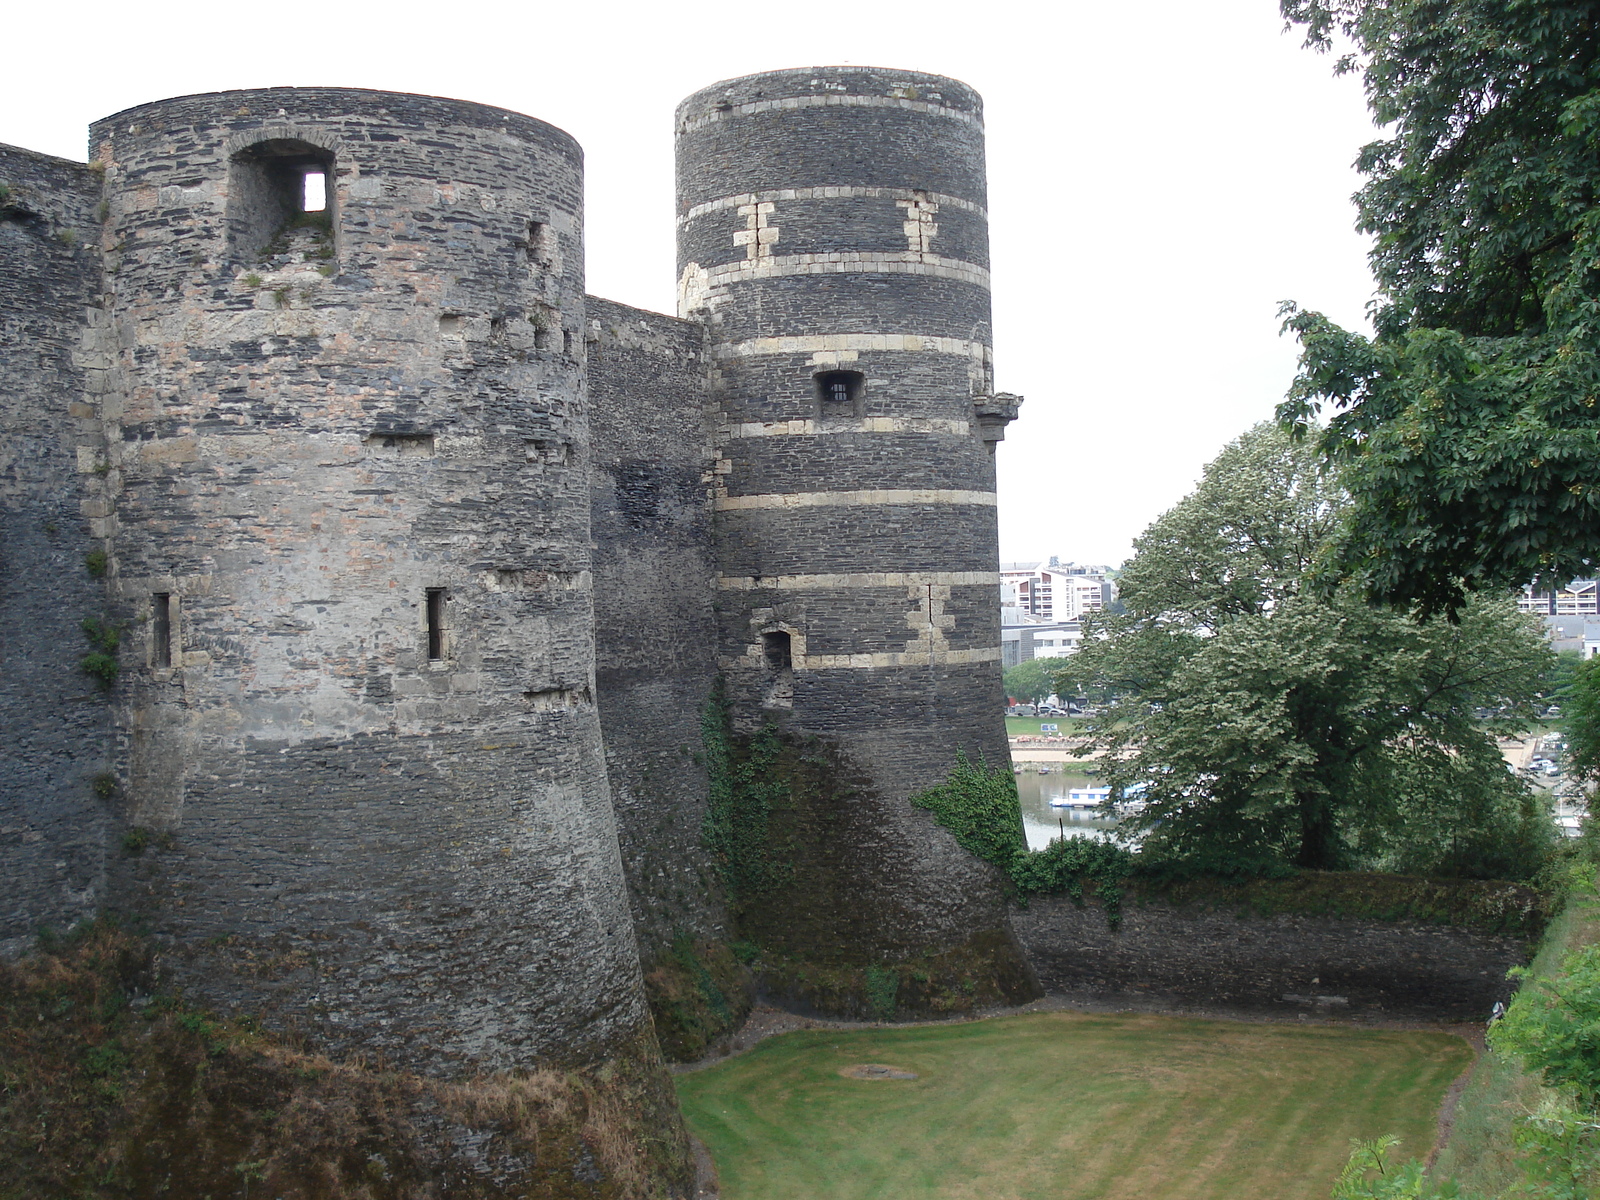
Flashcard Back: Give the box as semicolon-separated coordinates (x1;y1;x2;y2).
839;1064;917;1080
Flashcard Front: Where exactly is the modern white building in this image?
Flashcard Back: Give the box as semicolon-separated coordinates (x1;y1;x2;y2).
1000;558;1115;624
1519;579;1599;616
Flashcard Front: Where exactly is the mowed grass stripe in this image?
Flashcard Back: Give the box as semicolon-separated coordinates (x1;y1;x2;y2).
675;1012;1472;1200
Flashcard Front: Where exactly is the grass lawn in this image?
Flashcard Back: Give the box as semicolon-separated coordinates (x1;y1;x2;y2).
1006;716;1082;737
676;1012;1472;1200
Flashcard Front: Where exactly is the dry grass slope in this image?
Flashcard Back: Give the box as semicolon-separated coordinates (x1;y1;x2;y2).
0;924;691;1200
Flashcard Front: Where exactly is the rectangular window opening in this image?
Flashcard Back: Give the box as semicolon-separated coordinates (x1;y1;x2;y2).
426;588;447;661
815;369;864;418
302;170;327;213
152;593;172;669
762;630;792;673
526;220;554;268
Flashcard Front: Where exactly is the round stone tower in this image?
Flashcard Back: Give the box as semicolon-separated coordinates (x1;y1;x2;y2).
88;89;645;1072
675;68;1035;1003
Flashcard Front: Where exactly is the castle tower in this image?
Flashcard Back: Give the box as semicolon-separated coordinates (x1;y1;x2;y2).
675;69;1035;1003
87;89;647;1071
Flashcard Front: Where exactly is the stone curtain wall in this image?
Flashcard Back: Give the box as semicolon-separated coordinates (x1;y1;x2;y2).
585;295;728;959
85;89;646;1072
1014;895;1531;1021
0;146;113;957
675;69;1032;992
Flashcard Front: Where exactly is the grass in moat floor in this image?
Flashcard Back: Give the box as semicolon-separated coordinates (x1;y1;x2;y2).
676;1011;1472;1200
1006;717;1083;737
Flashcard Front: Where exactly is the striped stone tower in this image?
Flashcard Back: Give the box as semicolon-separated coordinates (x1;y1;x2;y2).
675;67;1035;1003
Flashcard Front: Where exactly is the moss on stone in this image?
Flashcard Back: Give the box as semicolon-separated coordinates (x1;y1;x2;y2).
747;929;1038;1021
642;937;754;1062
698;688;1039;1018
0;922;692;1199
1134;870;1553;938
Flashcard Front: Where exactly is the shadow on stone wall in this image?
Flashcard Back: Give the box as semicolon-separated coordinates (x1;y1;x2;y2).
1012;877;1548;1022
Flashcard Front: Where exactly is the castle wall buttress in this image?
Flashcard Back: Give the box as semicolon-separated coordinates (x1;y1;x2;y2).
84;89;648;1072
0;144;114;957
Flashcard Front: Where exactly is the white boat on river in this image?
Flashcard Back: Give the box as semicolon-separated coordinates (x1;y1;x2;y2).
1051;787;1111;808
1049;784;1149;813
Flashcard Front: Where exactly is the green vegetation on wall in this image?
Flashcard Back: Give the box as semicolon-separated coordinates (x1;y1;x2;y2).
907;751;1025;867
641;936;753;1063
910;754;1134;924
911;753;1553;939
696;687;1036;1019
699;682;791;905
78;617;122;691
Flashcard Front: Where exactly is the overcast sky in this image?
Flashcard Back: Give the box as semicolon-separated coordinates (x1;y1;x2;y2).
8;0;1380;568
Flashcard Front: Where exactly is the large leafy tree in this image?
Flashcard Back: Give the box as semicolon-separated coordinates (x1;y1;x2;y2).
1002;657;1064;705
1566;655;1600;784
1277;0;1600;616
1064;425;1552;876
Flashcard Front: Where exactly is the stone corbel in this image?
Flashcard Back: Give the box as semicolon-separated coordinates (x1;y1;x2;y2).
972;392;1023;443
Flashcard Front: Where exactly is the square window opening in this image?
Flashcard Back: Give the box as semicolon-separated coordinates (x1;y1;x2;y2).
815;370;864;418
228;138;336;261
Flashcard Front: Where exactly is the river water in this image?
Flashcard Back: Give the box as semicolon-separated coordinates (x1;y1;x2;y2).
1013;765;1122;851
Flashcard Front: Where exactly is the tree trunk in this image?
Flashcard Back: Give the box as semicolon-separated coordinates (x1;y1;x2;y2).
1295;791;1339;869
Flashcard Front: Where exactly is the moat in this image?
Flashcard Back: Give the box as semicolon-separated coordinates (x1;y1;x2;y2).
1015;767;1119;849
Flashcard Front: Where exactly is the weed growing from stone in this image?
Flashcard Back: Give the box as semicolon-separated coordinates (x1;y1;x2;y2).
79;617;124;690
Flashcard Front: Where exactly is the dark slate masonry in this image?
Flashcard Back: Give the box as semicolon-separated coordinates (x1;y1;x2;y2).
584;295;726;959
0;145;114;957
0;69;1042;1050
1014;896;1532;1022
676;67;1033;988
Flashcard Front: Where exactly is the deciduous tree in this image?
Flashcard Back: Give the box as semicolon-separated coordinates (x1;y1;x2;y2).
1064;425;1552;876
1277;0;1600;616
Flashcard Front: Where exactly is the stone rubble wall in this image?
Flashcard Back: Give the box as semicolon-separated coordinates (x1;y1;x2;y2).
81;88;645;1072
1014;895;1529;1021
0;144;114;957
585;294;729;961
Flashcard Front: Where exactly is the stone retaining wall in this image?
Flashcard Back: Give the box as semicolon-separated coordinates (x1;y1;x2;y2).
1014;894;1529;1021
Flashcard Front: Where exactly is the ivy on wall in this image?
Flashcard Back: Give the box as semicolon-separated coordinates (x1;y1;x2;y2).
908;751;1026;866
911;753;1134;924
699;681;792;904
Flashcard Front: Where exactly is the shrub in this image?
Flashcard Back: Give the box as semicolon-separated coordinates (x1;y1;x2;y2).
79;617;123;690
1492;944;1600;1106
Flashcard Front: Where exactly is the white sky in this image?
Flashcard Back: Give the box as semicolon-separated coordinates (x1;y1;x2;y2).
7;0;1379;568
